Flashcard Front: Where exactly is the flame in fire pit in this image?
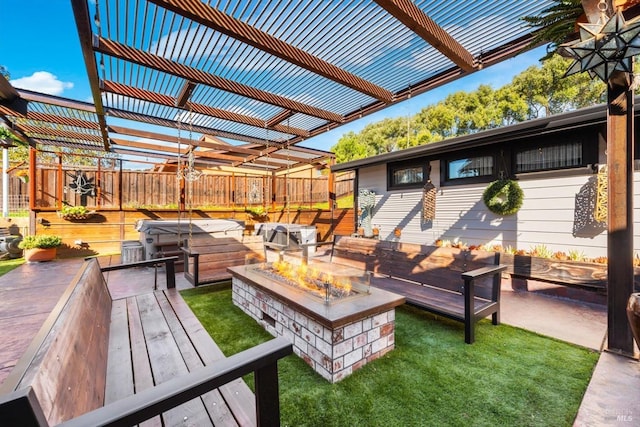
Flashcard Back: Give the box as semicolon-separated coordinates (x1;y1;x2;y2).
253;260;359;302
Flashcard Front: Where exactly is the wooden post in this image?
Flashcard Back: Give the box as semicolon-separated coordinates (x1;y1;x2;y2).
57;153;63;209
606;70;635;356
231;172;235;209
309;168;313;210
96;160;102;209
353;169;359;234
28;147;36;211
328;159;336;236
179;175;185;213
271;171;276;211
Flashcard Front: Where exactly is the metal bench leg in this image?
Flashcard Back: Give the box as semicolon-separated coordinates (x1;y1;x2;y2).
492;310;500;325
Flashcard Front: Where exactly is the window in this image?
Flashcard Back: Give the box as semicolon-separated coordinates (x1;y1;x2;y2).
515;142;583;173
443;155;494;185
387;160;428;190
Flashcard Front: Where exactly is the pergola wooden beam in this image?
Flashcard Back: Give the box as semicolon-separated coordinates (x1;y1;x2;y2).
273;160;327;173
95;37;343;124
0;74;29;120
17;89;97;113
113;149;227;166
110;138;184;155
112;147;186;161
111;138;247;163
22;112;100;130
107;125;328;166
19;125;103;143
265;109;295;128
70;0;110;150
105;107;281;146
374;0;475;72
109;125;262;155
147;0;393;103
102;80;309;137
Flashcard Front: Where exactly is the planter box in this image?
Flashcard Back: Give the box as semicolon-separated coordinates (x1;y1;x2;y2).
499;253;640;292
24;247;57;262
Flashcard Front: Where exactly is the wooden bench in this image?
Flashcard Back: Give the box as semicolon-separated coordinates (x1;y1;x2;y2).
0;256;292;426
329;236;507;344
182;235;265;286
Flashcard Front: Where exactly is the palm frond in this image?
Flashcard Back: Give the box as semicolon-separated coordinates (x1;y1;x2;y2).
522;0;584;59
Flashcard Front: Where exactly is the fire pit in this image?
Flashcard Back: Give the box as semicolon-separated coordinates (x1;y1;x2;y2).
229;261;405;383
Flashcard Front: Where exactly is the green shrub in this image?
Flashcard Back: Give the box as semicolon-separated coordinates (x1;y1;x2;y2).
59;205;89;216
18;235;62;249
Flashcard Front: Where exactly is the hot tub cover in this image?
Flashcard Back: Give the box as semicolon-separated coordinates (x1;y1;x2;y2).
135;219;245;235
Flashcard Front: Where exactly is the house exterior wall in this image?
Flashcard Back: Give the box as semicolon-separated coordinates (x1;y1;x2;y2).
357;161;640;259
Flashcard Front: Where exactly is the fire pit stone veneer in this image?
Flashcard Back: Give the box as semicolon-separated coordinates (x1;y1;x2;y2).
229;265;405;383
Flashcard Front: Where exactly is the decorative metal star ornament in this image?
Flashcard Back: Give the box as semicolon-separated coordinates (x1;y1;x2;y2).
561;10;640;82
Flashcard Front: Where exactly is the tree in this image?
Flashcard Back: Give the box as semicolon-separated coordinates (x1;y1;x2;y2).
511;54;605;118
495;86;528;125
331;131;371;163
0;65;9;80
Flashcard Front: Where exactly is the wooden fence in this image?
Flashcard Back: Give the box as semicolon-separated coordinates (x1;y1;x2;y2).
28;167;352;209
33;207;356;257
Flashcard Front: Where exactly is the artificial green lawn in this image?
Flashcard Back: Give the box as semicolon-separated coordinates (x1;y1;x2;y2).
181;286;599;427
0;258;24;276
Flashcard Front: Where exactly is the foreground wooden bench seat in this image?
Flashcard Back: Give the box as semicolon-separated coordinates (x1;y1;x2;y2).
182;235;265;286
330;236;507;344
0;256;292;426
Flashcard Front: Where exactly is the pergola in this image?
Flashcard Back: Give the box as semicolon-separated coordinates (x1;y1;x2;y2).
0;0;555;173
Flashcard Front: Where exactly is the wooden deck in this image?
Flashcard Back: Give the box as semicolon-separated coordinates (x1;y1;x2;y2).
0;256;195;386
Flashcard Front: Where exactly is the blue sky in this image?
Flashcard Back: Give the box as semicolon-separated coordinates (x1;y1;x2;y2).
0;0;548;153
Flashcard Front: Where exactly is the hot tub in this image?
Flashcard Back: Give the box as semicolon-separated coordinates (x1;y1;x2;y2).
135;218;245;260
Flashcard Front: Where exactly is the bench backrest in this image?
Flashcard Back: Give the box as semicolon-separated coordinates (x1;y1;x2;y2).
188;234;265;264
333;236;500;299
0;258;112;425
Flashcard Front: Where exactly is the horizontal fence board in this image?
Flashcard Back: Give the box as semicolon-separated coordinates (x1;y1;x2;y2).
26;167;352;210
31;208;354;257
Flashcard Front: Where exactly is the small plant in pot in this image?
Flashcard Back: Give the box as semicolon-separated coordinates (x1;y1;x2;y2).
246;206;269;222
19;235;63;262
58;204;94;220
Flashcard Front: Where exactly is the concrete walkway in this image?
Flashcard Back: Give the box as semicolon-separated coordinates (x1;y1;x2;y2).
575;352;640;426
501;285;639;427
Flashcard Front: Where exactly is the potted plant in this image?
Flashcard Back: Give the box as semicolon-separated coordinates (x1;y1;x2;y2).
19;234;63;262
57;204;95;220
246;206;269;222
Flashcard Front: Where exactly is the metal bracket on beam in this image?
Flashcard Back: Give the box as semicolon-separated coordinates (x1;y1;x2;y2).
175;81;197;108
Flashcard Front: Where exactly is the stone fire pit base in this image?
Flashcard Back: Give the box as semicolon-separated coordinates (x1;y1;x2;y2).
230;266;404;383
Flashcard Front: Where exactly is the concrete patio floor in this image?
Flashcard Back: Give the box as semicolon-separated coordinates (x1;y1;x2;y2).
0;256;637;425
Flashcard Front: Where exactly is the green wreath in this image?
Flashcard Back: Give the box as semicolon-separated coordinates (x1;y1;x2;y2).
482;179;523;216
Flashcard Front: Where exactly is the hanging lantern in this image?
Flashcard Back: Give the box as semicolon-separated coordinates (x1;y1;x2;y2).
176;109;202;183
560;1;640;82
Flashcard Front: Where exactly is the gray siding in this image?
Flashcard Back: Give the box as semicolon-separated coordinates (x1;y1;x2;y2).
358;161;638;258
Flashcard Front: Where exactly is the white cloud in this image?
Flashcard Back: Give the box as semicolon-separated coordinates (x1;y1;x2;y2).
10;71;73;95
